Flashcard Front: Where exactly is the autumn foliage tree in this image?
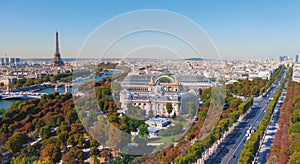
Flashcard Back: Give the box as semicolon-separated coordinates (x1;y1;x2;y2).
62;147;83;164
268;75;296;164
5;132;28;154
40;144;61;164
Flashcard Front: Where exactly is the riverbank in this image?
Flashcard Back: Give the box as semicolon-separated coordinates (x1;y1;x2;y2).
0;70;116;110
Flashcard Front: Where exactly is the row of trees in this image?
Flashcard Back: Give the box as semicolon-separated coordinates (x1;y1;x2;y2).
238;67;291;164
173;97;253;163
267;80;300;163
95;62;117;76
267;80;294;163
10;73;73;89
132;87;255;163
83;64;279;163
286;81;300;164
260;65;285;95
226;78;268;97
226;65;285;97
1;63;283;163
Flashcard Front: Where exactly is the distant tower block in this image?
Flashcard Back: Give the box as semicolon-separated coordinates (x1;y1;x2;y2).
51;31;64;66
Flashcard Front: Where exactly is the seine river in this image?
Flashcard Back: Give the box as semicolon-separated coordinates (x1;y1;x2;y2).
0;71;115;110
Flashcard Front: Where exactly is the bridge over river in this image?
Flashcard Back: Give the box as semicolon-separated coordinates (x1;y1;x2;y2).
0;92;46;100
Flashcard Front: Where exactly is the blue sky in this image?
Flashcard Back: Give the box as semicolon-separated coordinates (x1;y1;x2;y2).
1;0;300;59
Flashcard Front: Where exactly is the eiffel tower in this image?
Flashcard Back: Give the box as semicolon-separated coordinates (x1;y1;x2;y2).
51;31;64;66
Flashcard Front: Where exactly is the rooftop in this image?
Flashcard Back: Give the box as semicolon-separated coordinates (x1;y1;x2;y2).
146;118;171;124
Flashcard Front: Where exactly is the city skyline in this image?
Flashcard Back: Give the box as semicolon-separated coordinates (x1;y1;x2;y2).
1;1;300;59
1;1;300;162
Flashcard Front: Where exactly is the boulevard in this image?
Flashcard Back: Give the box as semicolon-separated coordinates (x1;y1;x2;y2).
205;69;287;164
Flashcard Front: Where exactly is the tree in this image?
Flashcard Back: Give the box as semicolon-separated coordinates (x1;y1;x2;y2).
32;156;52;164
0;108;5;115
166;103;173;118
291;109;300;124
5;132;28;154
107;125;130;150
113;153;135;164
186;102;196;119
66;109;78;125
67;135;76;147
41;138;62;151
172;112;177;119
16;144;39;161
58;132;68;152
62;147;83;164
40;144;61;164
200;87;212;100
72;133;85;147
90;147;100;157
93;117;109;146
92;155;100;164
107;111;119;123
288;152;300;164
138;124;149;136
100;148;112;161
229;98;242;108
10;156;36;164
90;139;100;148
39;125;51;140
289;122;300;134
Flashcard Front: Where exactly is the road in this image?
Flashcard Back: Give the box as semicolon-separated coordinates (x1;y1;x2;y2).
254;81;287;164
205;69;287;164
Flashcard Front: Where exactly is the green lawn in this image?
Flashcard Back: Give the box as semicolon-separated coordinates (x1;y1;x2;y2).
149;134;184;143
158;136;173;143
171;119;191;129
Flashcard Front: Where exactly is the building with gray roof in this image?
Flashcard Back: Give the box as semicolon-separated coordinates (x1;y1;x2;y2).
120;73;202;116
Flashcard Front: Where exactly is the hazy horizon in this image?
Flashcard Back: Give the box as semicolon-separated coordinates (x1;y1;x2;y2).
1;1;300;60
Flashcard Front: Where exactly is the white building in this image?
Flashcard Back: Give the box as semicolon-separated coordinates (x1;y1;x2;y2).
145;118;171;129
119;73;201;116
258;71;271;80
292;64;300;83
